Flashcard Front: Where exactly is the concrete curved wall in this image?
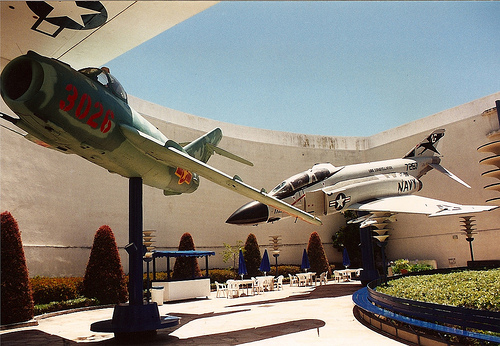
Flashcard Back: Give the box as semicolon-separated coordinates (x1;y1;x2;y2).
1;92;499;277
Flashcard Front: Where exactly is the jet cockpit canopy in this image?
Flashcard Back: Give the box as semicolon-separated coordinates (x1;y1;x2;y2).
270;163;339;199
79;67;128;103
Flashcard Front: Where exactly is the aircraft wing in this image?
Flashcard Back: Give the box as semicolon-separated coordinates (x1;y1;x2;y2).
348;195;497;217
120;124;322;226
1;1;218;68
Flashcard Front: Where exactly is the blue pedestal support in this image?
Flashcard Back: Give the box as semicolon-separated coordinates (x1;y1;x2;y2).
91;177;179;336
358;227;379;285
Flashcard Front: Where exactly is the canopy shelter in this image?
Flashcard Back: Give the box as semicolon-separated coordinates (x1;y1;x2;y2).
152;250;215;281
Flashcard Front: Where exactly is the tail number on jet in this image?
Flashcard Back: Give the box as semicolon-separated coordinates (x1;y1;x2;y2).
60;84;114;133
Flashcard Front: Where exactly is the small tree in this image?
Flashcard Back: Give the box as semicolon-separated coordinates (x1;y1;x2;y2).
220;240;244;268
307;232;331;276
1;211;34;325
244;233;261;277
172;232;202;280
83;225;127;304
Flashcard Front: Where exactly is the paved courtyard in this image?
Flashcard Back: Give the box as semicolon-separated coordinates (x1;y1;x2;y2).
1;281;404;345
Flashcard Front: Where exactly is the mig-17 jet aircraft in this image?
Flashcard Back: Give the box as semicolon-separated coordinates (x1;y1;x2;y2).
227;129;497;225
1;51;322;225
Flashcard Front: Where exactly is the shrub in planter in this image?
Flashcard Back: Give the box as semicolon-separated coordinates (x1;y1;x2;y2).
83;225;127;304
307;232;331;276
391;259;411;274
172;233;202;280
1;211;34;324
244;233;261;277
391;259;433;274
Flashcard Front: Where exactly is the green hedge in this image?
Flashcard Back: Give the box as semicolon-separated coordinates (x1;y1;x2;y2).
209;268;238;283
31;277;83;305
376;269;500;312
30;277;101;316
34;297;99;316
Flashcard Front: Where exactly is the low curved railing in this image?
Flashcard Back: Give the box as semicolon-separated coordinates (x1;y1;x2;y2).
353;267;500;344
367;275;500;333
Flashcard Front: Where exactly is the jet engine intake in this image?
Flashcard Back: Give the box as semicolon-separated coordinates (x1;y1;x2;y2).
1;55;43;102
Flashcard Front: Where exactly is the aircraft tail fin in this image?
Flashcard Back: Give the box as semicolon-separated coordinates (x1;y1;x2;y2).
183;128;253;166
404;129;471;188
404;129;445;158
183;128;223;163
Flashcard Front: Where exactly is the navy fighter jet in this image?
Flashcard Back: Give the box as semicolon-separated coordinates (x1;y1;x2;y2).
227;129;497;225
1;51;321;225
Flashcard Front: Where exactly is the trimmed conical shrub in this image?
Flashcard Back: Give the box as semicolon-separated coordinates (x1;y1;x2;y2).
244;233;261;277
1;211;34;325
172;232;202;280
83;225;127;304
307;232;331;276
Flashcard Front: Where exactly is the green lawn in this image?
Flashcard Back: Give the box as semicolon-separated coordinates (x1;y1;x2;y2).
376;269;500;312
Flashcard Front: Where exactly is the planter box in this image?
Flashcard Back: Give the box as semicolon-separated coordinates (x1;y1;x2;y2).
152;278;210;302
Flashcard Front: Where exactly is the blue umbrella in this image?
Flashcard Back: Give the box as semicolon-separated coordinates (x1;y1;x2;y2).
343;247;351;268
259;249;271;275
301;249;310;272
238;249;247;279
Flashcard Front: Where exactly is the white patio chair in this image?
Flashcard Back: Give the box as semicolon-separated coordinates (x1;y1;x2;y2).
226;280;240;298
315;272;327;286
252;277;264;294
274;275;284;290
288;274;298;287
262;277;272;291
333;270;342;283
297;274;307;287
215;281;227;298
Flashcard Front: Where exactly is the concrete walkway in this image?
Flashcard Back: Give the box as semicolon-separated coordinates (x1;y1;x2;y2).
1;281;404;345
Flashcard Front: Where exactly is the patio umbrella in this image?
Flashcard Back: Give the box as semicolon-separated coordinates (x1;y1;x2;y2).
259;249;271;275
300;249;310;272
343;247;351;268
238;249;247;279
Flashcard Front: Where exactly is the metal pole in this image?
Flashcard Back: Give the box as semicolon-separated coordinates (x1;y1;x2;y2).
129;177;144;305
359;227;378;285
468;239;475;262
381;242;387;283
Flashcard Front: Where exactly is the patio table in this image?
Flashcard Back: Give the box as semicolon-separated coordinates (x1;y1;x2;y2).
227;279;254;298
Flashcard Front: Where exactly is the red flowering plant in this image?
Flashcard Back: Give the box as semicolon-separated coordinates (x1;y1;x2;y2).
244;233;261;277
1;211;34;325
172;232;202;280
307;231;332;277
82;225;127;304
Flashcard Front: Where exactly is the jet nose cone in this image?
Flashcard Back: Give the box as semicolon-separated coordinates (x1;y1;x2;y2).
226;201;269;225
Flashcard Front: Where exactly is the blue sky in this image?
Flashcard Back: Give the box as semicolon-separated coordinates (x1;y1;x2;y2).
106;2;500;137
